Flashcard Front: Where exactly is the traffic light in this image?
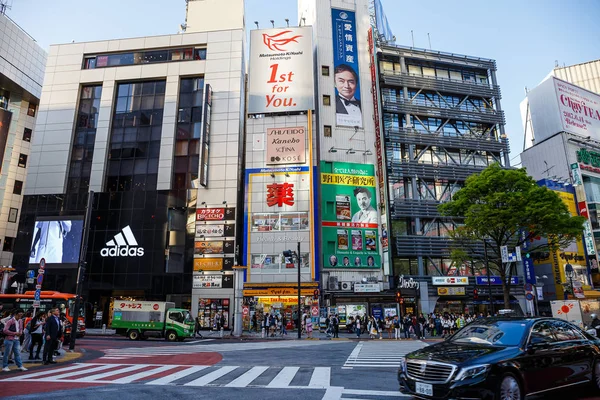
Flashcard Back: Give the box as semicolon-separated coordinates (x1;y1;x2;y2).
473;288;479;300
395;290;402;302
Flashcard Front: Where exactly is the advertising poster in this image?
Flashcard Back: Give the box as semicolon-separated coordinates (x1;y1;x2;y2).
193;258;234;271
248;27;314;114
554;78;600;140
29;218;84;266
194;240;235;256
321;161;379;269
266;126;306;165
331;8;363;127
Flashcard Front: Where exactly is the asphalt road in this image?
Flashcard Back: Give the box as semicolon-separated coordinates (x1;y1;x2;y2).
1;336;599;400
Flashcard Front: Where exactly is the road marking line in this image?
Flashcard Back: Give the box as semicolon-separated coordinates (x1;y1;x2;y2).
146;366;208;385
0;363;91;381
184;366;238;386
267;366;300;388
78;364;150;381
343;389;406;397
308;367;330;387
37;364;118;380
111;365;180;384
225;366;269;387
321;386;344;400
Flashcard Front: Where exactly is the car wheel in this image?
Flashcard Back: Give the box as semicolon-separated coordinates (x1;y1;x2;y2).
166;330;178;342
497;373;522;400
594;359;600;390
128;330;139;341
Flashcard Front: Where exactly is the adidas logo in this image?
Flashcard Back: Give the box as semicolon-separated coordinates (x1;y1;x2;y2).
100;226;145;257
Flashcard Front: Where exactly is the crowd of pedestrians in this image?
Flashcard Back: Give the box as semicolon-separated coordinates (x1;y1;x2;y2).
1;307;67;372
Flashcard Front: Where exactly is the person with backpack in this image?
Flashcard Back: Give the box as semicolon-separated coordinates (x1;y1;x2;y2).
2;309;27;372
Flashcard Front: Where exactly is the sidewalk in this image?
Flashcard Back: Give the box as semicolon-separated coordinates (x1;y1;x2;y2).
1;346;82;372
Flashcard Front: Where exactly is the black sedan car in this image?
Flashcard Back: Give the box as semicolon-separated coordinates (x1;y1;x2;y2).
398;317;600;400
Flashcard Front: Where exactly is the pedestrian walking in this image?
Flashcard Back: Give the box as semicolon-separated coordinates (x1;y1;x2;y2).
43;307;62;365
29;312;45;361
2;309;27;371
305;315;313;339
332;314;339;338
355;316;361;339
280;314;287;336
393;316;400;340
21;310;33;354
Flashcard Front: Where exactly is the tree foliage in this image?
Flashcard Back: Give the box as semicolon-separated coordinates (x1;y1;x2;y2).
439;163;585;308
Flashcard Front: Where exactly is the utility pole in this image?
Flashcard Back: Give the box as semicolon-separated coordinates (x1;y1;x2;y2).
297;241;301;339
484;240;494;315
69;191;93;350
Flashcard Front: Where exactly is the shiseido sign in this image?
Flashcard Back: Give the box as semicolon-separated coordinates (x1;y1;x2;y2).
196;207;236;222
266;127;306;165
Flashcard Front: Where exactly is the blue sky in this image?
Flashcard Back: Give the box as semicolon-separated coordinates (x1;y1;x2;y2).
8;0;600;164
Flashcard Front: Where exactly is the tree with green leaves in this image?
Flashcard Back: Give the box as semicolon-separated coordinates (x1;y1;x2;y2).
438;163;585;309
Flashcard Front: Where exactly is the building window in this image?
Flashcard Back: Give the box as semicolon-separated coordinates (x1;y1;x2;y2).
8;208;18;223
23;128;32;142
324;125;332;137
83;47;207;69
2;237;15;252
18;153;27;168
27;103;36;117
105;80;165;192
67;85;102;193
323;95;331;106
322;66;330;76
174;77;204;190
13;180;23;195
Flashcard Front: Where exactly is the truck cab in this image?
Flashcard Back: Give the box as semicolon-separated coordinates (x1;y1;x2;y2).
163;308;195;341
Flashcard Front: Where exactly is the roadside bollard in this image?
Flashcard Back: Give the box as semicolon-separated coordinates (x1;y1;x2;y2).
102;323;106;334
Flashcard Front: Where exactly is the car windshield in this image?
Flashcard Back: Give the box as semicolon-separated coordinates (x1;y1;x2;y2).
448;321;527;346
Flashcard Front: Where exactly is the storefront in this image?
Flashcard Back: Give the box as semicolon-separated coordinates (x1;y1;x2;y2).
192;272;235;330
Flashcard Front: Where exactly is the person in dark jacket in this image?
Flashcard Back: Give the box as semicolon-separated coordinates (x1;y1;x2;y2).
43;307;62;365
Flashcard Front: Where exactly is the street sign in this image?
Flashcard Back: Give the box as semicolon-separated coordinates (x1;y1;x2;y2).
525;292;534;301
35;284;41;290
242;306;249;316
32;300;40;308
34;290;40;301
501;246;509;263
524;283;533;292
36;274;43;285
515;246;522;262
38;269;45;275
39;258;46;269
311;305;319;317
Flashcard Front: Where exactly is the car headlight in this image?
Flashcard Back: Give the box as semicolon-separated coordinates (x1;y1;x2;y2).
454;364;490;381
399;357;407;373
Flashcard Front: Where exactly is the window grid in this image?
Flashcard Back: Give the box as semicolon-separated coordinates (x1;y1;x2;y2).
173;77;204;190
84;48;207;69
67;85;103;193
105;81;166;192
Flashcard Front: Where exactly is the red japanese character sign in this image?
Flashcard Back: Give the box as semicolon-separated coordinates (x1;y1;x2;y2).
266;182;295;207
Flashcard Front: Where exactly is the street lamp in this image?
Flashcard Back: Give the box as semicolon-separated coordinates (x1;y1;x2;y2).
565;263;575;299
283;241;302;339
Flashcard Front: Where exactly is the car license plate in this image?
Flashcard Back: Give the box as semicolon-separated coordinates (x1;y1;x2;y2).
415;382;433;396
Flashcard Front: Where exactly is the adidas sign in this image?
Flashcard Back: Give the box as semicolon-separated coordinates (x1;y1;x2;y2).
101;225;145;257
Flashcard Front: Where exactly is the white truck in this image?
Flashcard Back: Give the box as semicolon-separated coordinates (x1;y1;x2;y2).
110;300;194;341
551;300;600;335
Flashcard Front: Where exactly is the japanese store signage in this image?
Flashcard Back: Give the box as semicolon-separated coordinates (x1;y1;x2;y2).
193;274;223;289
431;276;468;285
248;27;314;114
266;182;295;207
554;78;600;139
196;207;236;221
476;276;520;285
437;287;466;296
266;127;306;165
193;258;234;271
354;283;380;293
321;161;379;269
195;224;235;238
332;8;362;127
194;241;235;256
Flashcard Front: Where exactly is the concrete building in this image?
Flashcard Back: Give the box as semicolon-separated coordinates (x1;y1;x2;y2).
13;0;245;327
0;11;46;267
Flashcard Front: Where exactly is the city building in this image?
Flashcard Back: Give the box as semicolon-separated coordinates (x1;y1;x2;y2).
550;59;600;95
12;0;246;326
375;39;521;314
0;10;46;268
520;75;600;296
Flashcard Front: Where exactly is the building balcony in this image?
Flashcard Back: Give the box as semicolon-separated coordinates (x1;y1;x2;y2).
392;198;441;219
382;100;505;125
381;71;501;99
387;160;489;181
385;128;509;153
395;235;452;257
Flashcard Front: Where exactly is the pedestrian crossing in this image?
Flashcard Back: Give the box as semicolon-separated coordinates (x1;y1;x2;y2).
0;363;334;389
98;339;345;360
343;340;427;369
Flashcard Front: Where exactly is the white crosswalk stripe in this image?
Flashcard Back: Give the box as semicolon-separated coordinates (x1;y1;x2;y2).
343;340;428;368
1;363;333;388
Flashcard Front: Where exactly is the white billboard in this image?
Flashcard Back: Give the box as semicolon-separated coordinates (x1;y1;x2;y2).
248;27;314;114
528;77;600;143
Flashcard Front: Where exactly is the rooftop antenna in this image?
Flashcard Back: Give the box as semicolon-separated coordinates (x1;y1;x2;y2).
411;30;415;47
285;18;289;27
302;17;306;26
555;60;559;68
270;19;275;28
254;21;259;29
0;0;12;15
427;33;432;50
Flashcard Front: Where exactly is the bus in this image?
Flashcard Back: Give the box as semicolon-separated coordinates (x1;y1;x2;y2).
0;291;86;337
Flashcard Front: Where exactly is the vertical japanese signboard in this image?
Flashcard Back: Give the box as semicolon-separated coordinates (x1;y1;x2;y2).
332;8;362;128
321;162;379;269
200;84;212;187
248;27;314;114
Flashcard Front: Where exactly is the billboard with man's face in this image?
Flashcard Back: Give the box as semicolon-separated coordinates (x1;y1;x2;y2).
332;8;363;128
321;161;379;269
